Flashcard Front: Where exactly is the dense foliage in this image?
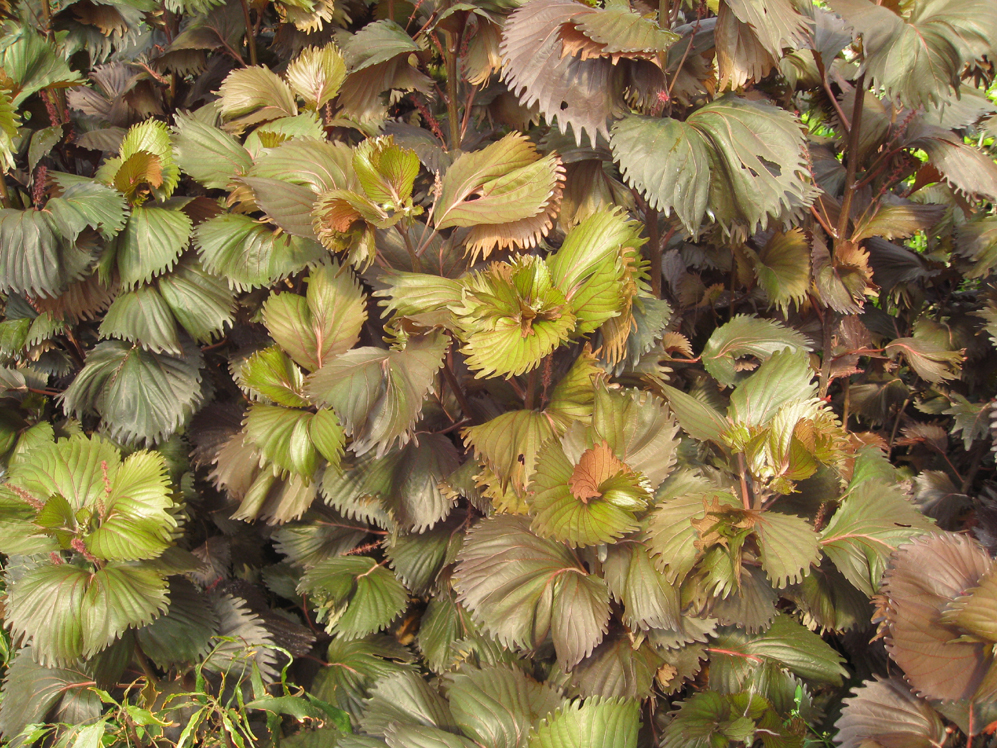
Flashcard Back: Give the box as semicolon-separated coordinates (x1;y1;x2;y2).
0;0;996;744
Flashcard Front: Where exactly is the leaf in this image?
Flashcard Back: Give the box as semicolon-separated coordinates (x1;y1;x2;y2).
80;564;169;657
286;43;347;110
353;136;421;207
263;262;367;372
713;615;848;686
237;346;310;408
907;123;997;202
84;450;176;561
434;133;564;259
249;138;353;193
321;436;458;532
0;649;93;747
172;111;253;189
61;339;204;446
728;349;816;428
603;544;680;631
116;120;180;200
386;516;463;595
156;258;235;344
136;578;219;669
115;206;193;288
195;212;325;291
612;97;815;238
0;87;19;172
299;556;408;639
240;176;321;239
660;385;728;445
99;285;182;354
28;124;64;171
528;697;639;748
359;670;458;737
202;594;278;681
502;0;630;146
447;666;564;748
6;563;90;665
827;0;997;108
752;511;820;589
383;724;477;748
0;182;127;297
819;480;935;596
835;676;948;748
312;636;417;718
244;404;322;478
943;565;997;643
885;336;963;384
453;515;610;669
564;630;663;700
218;66;298;131
881;533;995;701
306;331;448;457
749;229;811;313
463;409;557;501
702;315;812;387
1;32;84;106
645;472;740;584
454;258;575;378
851;202;945;242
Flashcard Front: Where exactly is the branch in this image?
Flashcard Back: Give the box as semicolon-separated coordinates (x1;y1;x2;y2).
836;73;866;246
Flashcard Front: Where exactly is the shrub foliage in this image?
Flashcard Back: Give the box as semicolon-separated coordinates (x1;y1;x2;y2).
0;0;996;744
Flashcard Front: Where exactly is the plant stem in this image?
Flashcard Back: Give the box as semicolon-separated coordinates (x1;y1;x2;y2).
658;0;670;26
737;453;752;511
0;172;11;209
836;73;866;245
443;29;462;150
442;354;474;423
239;0;258;66
819;310;837;399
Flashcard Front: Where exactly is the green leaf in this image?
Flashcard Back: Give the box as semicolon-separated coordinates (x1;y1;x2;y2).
944;565;997;643
99;285;182;354
749;229;811;313
645;472;740;584
156;258;235;344
752;511;820;589
660;691;766;748
0;182;127;297
172;111;253;189
263;263;367;372
201;593;278;681
299;556;408;639
729;349;816;428
0;649;93;747
455;258;575;378
80;564;169;657
612;97;815;238
249;138;352;193
321;435;459;532
434;133;564;258
711;615;848;686
218;66;298;130
660;385;728;445
313;636;416;718
353;136;421;207
84;449;177;561
528;697;639;748
1;32;84;106
908;123;997;202
0;87;19;172
115;206;193;288
464;409;557;506
28;124;64;171
117;120;180;200
529;439;647;548
61;339;204;446
702;315;812;387
820;481;936;596
454;515;610;669
448;666;564;748
240;176;321;239
236;346;311;408
195;213;325;291
603;544;680;630
827;0;997;109
306;332;448;457
386;516;463;595
245;404;321;479
136;578;219;669
286;43;348;109
359;671;458;737
383;724;477;748
7;563;90;665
